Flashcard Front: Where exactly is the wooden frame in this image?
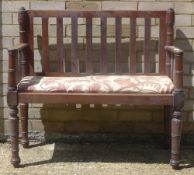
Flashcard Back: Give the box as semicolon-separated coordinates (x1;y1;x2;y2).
7;7;184;169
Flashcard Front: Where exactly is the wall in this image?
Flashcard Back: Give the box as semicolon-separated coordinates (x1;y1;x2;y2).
1;0;194;140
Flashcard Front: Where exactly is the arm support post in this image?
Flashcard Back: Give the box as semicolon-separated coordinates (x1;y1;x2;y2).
8;50;17;92
164;45;183;86
165;45;184;169
174;51;183;91
7;6;30;168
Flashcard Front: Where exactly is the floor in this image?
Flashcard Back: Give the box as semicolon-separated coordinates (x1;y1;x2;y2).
0;141;194;175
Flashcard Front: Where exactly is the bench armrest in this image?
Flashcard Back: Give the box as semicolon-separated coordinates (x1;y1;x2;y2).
8;43;28;52
8;43;29;88
164;46;183;54
164;45;183;90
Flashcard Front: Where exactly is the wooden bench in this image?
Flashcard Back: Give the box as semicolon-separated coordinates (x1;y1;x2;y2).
7;7;184;169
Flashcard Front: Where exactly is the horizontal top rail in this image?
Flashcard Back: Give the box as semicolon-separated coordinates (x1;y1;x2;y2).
28;10;166;18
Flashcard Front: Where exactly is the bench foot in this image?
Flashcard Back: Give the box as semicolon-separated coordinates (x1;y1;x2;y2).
22;142;29;148
170;159;180;170
11;158;21;168
20;103;29;149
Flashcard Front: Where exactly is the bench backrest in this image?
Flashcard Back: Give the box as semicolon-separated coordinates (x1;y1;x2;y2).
18;8;174;76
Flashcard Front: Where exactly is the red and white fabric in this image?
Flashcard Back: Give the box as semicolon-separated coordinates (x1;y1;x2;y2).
18;75;174;94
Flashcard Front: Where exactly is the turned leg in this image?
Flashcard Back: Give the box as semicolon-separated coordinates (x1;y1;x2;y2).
9;105;20;168
20;103;29;148
170;109;182;169
164;105;172;149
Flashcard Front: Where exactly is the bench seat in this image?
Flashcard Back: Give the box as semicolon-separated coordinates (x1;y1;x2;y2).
18;75;174;94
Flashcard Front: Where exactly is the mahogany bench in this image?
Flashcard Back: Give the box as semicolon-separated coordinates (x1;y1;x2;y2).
7;7;184;169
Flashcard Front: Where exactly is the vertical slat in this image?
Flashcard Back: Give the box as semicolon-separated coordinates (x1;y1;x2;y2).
42;17;49;73
86;16;93;73
85;17;92;111
100;16;107;73
57;17;64;72
171;55;174;81
159;16;166;74
130;17;136;74
71;16;79;73
28;15;34;75
115;17;122;73
144;17;151;73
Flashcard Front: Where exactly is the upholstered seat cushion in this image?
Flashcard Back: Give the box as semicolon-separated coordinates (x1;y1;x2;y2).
18;75;174;94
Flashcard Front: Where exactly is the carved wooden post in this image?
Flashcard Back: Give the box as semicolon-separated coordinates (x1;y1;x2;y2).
165;8;174;78
164;8;174;149
19;7;29;78
170;50;184;169
18;7;29;148
7;49;20;168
